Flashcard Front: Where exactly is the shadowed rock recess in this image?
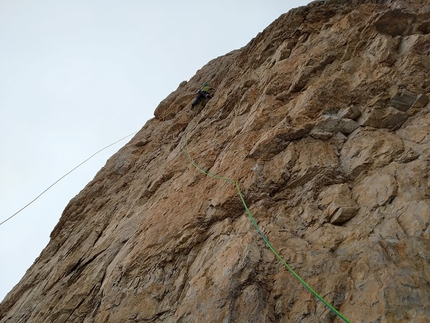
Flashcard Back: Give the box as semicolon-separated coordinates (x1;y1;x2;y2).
2;0;430;322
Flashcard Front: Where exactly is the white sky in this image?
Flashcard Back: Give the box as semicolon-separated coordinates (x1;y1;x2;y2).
0;0;310;301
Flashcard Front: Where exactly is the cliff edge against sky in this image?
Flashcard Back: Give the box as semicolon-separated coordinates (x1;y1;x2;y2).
1;0;430;322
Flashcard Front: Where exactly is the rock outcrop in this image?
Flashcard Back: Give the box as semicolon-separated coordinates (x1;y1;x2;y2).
2;0;430;322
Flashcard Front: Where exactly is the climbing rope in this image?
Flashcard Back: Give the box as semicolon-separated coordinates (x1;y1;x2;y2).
181;126;351;323
1;117;352;321
0;131;138;227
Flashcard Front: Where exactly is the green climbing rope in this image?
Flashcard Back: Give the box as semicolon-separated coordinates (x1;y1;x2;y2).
181;127;351;323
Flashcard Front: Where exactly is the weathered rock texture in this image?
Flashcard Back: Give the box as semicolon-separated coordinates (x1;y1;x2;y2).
2;0;430;322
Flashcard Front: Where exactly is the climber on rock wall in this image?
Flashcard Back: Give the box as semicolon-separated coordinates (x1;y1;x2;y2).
191;83;214;109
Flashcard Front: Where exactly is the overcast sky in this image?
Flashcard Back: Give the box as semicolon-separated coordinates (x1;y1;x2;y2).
0;0;310;301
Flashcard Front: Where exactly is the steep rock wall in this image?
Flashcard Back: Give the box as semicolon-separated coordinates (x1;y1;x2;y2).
1;0;430;322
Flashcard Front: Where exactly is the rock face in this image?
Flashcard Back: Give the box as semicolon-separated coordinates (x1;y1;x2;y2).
2;0;430;322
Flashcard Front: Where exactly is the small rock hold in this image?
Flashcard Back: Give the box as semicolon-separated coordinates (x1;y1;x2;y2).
243;79;257;88
338;118;360;135
311;131;334;140
318;184;359;225
330;205;359;225
374;9;417;37
338;105;361;120
358;106;409;130
411;94;429;109
135;140;148;147
390;90;418;112
368;94;390;108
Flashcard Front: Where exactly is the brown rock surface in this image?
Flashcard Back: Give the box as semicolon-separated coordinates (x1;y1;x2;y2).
2;0;430;322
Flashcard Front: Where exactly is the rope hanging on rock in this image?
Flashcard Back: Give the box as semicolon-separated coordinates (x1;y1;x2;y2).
181;126;351;323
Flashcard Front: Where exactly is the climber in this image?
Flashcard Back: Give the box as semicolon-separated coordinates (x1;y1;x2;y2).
191;83;214;109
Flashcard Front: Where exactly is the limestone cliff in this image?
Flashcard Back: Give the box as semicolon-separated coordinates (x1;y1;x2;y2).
1;0;430;322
